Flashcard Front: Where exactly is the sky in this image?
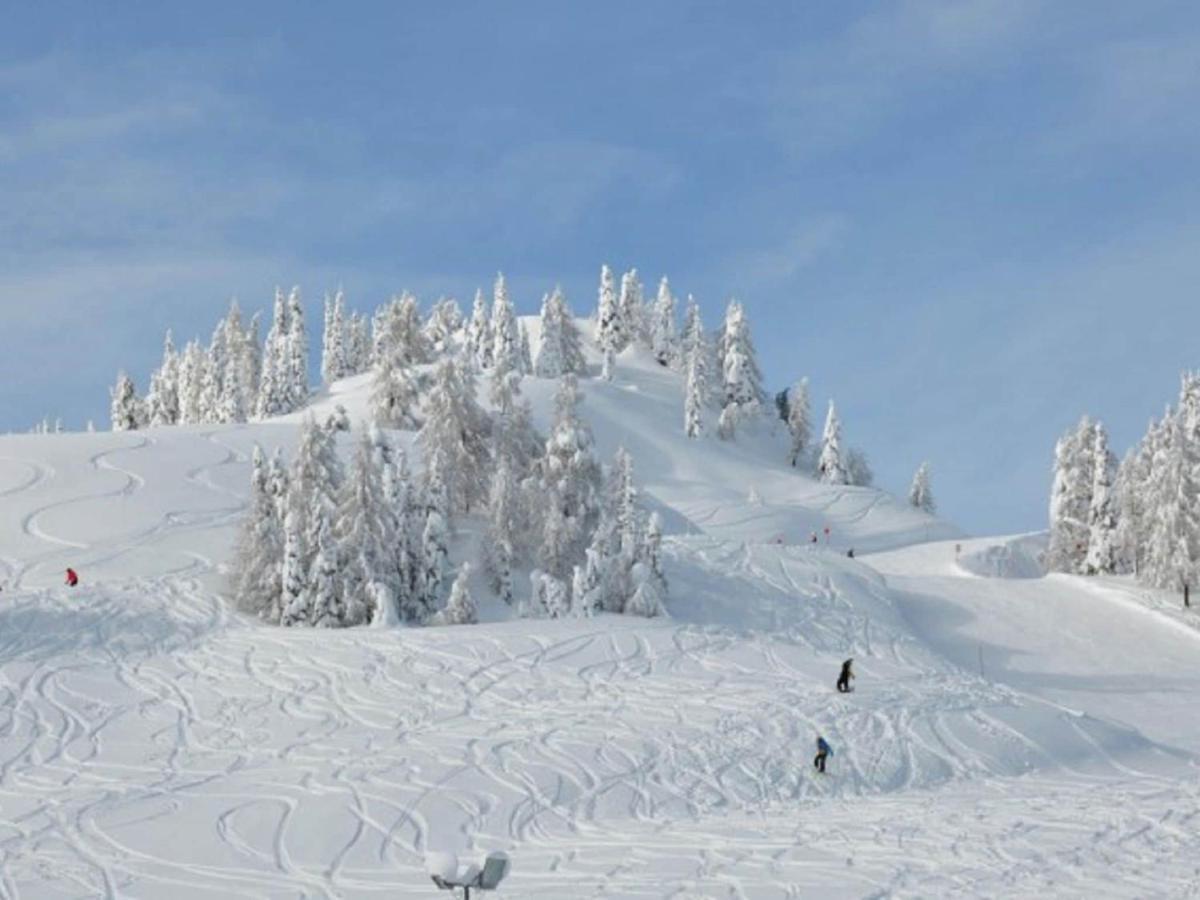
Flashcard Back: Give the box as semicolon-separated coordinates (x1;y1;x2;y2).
2;1;1199;535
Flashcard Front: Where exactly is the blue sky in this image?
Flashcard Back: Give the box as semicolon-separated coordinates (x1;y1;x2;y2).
3;1;1199;535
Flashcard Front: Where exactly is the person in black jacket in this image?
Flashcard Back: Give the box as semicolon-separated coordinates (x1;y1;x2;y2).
836;658;854;693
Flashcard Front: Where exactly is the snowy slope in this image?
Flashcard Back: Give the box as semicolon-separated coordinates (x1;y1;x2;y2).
0;339;1197;898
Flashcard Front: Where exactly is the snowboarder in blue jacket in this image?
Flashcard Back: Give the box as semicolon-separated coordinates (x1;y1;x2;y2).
814;736;831;773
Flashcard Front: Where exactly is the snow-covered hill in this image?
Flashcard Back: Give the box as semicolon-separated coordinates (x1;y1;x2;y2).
0;336;1197;898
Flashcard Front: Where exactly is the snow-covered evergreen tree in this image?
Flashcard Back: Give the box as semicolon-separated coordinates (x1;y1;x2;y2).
338;427;396;626
147;330;180;427
370;337;421;430
432;563;477;625
817;400;849;485
518;322;533;375
618;268;645;349
682;297;710;438
536;374;602;579
308;509;344;628
650;276;677;366
1085;424;1119;575
596;264;623;360
232;445;284;620
490;273;520;378
484;460;520;605
535;291;564;378
418;357;489;514
909;462;936;513
465;288;492;371
1046;417;1096;574
716;300;766;438
423;297;463;356
321;290;349;384
786;378;812;466
285;287;309;411
288;415;344;605
110;372;142;431
526;570;571;619
279;507;310;627
417;479;449;619
1142;386;1200;590
257;288;291;418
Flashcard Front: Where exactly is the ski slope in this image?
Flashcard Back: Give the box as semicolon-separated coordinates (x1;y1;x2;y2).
0;339;1197;898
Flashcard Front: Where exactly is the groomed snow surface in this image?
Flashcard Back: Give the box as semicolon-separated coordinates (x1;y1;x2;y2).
1;344;1198;898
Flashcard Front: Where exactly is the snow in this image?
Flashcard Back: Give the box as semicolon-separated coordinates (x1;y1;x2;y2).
0;332;1197;897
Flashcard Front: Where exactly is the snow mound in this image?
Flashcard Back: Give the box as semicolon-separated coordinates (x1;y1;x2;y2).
958;533;1048;579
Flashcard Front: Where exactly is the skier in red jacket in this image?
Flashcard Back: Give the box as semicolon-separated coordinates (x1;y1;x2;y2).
65;568;79;588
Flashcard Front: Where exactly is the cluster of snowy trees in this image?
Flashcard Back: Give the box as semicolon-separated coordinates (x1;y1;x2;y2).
232;356;668;627
1051;372;1200;590
232;418;464;626
770;382;875;488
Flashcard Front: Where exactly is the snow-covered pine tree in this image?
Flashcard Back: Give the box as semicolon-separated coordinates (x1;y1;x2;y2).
650;276;677;367
338;427;396;626
466;288;492;371
536;374;602;579
618;268;645;348
786;378;812;466
321;290;349;384
198;337;223;424
637;512;668;609
110;372;142;431
909;462;936;513
716;300;766;439
285;287;309;411
418;356;489;514
557;291;585;375
279;507;310;627
490;273;520;377
244;311;263;399
1084;424;1119;575
817;400;849;484
308;509;345;627
1114;419;1159;576
370;333;421;430
422;297;463;356
1142;414;1196;589
1046;417;1096;574
535;291;564;378
518;322;533;375
682;297;709;438
684;348;706;439
526;570;571;618
147;330;180;426
416;472;450;620
432;563;478;625
288;415;344;605
596;264;623;362
484;460;520;605
257;288;291;418
176;340;205;424
233;445;284;620
491;369;541;483
348;312;370;375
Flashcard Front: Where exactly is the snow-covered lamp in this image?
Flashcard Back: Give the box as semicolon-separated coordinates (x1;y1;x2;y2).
426;851;510;897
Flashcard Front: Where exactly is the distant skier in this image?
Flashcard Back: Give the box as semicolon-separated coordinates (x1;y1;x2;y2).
810;532;818;546
65;568;79;588
814;736;831;773
846;548;855;559
837;659;854;693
